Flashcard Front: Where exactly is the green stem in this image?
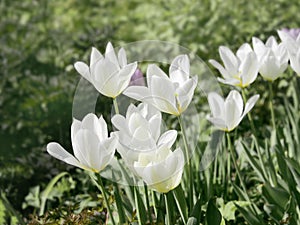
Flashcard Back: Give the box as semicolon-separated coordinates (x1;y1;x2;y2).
241;89;268;182
144;184;153;224
178;115;194;210
268;82;276;131
227;133;258;215
113;97;120;114
164;193;171;225
94;173;116;225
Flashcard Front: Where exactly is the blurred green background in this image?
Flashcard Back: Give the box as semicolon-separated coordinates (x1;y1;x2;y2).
1;0;300;222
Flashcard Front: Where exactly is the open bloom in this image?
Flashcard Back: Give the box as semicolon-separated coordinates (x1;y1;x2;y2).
252;36;288;81
47;113;117;172
133;145;184;193
209;44;259;87
278;30;300;75
111;103;177;166
74;42;137;98
207;90;259;132
123;55;198;115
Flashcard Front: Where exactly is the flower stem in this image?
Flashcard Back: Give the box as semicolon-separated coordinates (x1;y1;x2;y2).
94;173;116;225
144;183;153;224
178;115;194;210
241;89;267;181
268;82;276;131
113;97;120;114
226;133;258;215
164;193;172;225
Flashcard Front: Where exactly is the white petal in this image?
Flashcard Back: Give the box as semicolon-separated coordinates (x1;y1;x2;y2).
207;92;225;119
252;37;267;60
150;76;178;115
209;59;230;79
207;117;226;130
147;64;169;86
176;76;198;112
47;142;84;169
115;62;138;96
227;90;243;118
90;47;103;68
118;48;127;68
74;62;91;82
224;96;241;131
242;94;260;118
237;43;253;61
105;42;119;67
158;130;178;148
148;113;162;142
169;55;190;83
219;46;239;76
217;77;241;87
93;59;120;97
74;129;100;169
111;114;127;132
240;52;259;87
123;86;152;102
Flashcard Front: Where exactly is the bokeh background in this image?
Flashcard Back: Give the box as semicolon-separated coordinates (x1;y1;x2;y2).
1;0;300;223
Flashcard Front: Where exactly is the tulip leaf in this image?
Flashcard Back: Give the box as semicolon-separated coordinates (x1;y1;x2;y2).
173;184;188;223
234;204;262;225
206;198;222;225
39;172;69;216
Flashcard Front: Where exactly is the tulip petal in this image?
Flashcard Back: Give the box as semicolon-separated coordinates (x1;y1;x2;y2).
170;55;190;76
240;52;259;87
148;113;162;142
47;142;84;169
123;86;152;102
158;130;177;148
219;46;239;77
242;94;259;118
147;64;169;86
74;62;91;82
118;48;127;68
111;114;127;132
90;47;103;68
237;43;253;61
209;59;230;79
207;92;225;119
105;42;119;67
116;62;138;95
150;76;178;115
207;117;226;130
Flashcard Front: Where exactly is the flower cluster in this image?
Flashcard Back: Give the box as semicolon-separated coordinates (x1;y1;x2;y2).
207;29;300;131
47;43;197;193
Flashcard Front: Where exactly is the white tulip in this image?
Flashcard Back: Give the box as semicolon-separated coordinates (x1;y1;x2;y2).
252;36;288;81
74;42;137;98
278;30;300;75
133;145;184;193
209;44;259;87
207;90;259;132
47;113;117;172
111;103;177;166
123;55;198;115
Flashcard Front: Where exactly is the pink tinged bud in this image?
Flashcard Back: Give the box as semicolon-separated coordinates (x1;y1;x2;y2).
280;28;300;40
129;68;145;86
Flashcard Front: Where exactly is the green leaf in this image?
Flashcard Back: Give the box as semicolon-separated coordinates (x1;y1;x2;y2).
206;198;222;225
235;204;262;225
39;172;69;216
173;184;188;224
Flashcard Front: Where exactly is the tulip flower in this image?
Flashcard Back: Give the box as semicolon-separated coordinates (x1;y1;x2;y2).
278;30;300;75
47;113;117;172
111;103;177;166
207;90;259;132
123;55;198;116
209;44;259;87
74;42;137;98
252;36;288;81
279;28;300;40
133;145;184;193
